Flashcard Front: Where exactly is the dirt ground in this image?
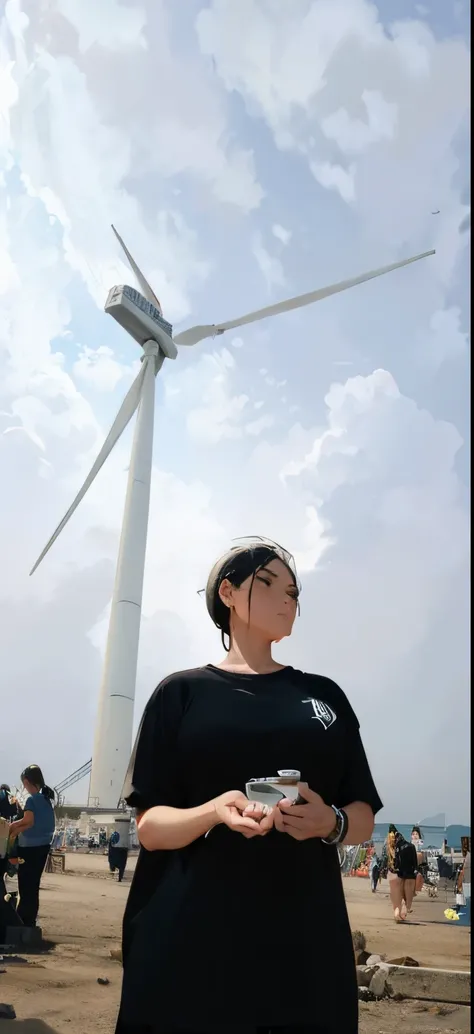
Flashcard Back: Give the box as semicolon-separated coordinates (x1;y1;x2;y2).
0;853;470;1034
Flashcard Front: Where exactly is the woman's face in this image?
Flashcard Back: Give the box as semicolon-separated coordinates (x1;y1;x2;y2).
221;558;299;642
22;777;35;794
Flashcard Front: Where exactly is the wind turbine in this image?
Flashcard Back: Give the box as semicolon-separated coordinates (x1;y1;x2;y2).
30;228;435;809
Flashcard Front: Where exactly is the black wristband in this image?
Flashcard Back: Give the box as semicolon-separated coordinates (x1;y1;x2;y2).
322;805;349;845
339;807;349;843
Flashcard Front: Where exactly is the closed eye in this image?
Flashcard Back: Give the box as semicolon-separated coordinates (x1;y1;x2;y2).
256;575;299;601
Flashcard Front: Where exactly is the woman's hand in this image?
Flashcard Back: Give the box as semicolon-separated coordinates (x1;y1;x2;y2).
273;782;335;841
214;791;275;839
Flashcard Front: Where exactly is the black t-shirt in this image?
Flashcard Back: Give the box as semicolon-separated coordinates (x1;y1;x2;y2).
395;839;418;878
118;665;382;1033
0;793;17;821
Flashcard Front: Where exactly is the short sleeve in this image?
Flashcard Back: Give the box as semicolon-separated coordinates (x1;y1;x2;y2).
122;674;188;813
334;699;383;816
24;795;35;814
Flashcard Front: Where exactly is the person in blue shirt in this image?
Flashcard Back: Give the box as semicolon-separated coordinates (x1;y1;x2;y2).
8;764;56;928
108;829;129;882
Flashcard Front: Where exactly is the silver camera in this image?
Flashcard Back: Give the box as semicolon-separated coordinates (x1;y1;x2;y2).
245;769;305;807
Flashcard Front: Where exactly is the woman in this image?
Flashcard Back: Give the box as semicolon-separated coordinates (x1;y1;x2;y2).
384;825;417;922
8;765;55;928
116;539;383;1034
457;849;471;927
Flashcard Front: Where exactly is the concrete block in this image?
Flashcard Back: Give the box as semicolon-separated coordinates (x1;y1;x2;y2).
356;965;377;987
369;967;388;999
386;965;471;1005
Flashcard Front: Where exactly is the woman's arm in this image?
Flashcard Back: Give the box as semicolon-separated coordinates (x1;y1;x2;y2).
9;810;34;838
137;799;219;851
341;801;375;845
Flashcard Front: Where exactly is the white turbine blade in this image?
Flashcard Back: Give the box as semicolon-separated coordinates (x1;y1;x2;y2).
174;249;435;347
111;224;162;312
30;363;148;576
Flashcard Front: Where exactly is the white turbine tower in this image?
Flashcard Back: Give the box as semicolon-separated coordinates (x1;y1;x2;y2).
30;229;435;808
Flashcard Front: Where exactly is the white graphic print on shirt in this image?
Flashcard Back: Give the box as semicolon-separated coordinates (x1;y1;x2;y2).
302;698;337;730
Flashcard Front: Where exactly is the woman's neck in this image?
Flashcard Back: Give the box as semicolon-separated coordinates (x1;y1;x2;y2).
218;629;285;675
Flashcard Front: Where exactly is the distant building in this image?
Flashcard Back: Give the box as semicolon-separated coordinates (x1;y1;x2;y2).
372;822;471;850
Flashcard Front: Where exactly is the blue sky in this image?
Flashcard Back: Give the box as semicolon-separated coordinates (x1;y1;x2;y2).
0;0;470;822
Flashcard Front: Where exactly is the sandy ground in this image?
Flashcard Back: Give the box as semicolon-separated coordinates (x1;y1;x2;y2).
0;852;470;1034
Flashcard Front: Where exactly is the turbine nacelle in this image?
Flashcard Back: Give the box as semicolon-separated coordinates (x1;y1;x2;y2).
105;284;177;360
29;232;436;579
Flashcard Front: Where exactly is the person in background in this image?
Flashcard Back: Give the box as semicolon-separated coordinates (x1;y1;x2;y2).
8;765;55;928
1;785;21;883
458;850;471;926
108;829;129;883
455;864;466;914
411;825;426;895
0;785;18;821
382;824;418;922
369;849;381;892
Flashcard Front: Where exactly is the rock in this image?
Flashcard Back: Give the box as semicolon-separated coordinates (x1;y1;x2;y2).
356;966;377;988
369;967;388;999
97;977;110;986
0;1003;16;1019
358;986;375;1002
366;953;383;966
388;955;420;967
354;949;370;966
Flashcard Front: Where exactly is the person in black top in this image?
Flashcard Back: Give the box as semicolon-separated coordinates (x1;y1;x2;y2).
116;538;383;1034
1;785;19;885
0;785;18;822
382;825;417;922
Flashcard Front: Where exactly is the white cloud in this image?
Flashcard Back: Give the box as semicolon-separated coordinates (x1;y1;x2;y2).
419;307;468;369
272;222;292;245
245;413;274;436
321;89;399;154
310;160;356;203
73;345;139;392
165;346;276;445
196;0;469;269
252;232;286;290
56;0;148;54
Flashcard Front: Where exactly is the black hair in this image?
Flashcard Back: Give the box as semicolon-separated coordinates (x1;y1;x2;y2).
204;537;299;651
0;783;10;792
412;826;422;838
21;765;55;803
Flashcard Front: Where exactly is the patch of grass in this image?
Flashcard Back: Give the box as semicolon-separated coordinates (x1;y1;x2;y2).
352;929;367;952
